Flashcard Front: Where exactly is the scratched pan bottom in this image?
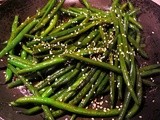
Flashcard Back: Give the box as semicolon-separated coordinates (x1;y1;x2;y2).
0;0;160;120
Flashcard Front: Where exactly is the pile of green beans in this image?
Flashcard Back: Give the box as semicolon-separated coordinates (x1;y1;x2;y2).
0;0;159;119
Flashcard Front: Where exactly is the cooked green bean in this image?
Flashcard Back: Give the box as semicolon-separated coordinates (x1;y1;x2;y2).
64;54;122;74
128;35;148;59
0;20;37;58
126;66;143;119
8;64;54;120
12;96;121;117
118;34;138;104
17;57;66;74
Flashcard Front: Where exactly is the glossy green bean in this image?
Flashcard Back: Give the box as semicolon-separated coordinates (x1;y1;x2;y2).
80;0;91;9
140;68;160;77
128;35;148;59
20;50;27;59
8;64;54;120
109;53;116;108
126;66;143;118
9;54;34;66
140;64;160;72
0;20;37;58
8;59;31;69
118;34;139;105
5;66;13;83
12;96;121;117
80;29;99;47
118;47;136;120
23;87;53;115
38;0;56;27
50;21;102;44
49;15;85;35
8;15;19;44
36;65;75;90
64;54;122;74
51;67;80;87
70;71;106;120
96;74;109;94
31;0;64;33
17;57;66;74
41;14;58;37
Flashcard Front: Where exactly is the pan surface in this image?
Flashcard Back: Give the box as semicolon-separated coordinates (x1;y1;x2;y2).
0;0;160;120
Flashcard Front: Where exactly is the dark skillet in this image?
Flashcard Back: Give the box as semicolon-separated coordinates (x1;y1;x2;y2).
0;0;160;120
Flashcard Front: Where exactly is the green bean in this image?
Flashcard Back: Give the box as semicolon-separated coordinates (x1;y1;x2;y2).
64;54;122;74
23;86;53;115
50;21;102;44
43;23;86;41
41;86;53;97
117;75;123;100
140;64;160;72
126;66;143;119
17;56;66;74
41;14;58;37
49;15;85;35
128;9;140;16
129;17;142;29
110;10;119;37
96;74;109;94
80;29;98;47
70;71;106;120
118;46;136;120
112;0;119;8
28;22;86;47
142;79;157;87
8;59;31;69
3;16;16;82
7;78;22;88
135;29;141;44
99;25;108;42
120;2;128;10
80;0;91;9
50;89;66;100
9;54;34;66
22;45;33;55
36;65;75;90
60;8;80;17
37;0;56;27
12;96;121;117
140;68;160;77
56;71;90;102
20;50;27;59
124;13;129;34
118;34;139;104
109;53;116;108
51;67;80;88
3;0;158;119
90;33;101;47
5;66;13;83
31;0;64;33
8;64;54;120
22;106;42;115
128;1;134;11
128;35;148;59
8;15;19;44
39;86;50;95
116;8;130;65
55;69;98;118
40;0;54;14
0;20;37;58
